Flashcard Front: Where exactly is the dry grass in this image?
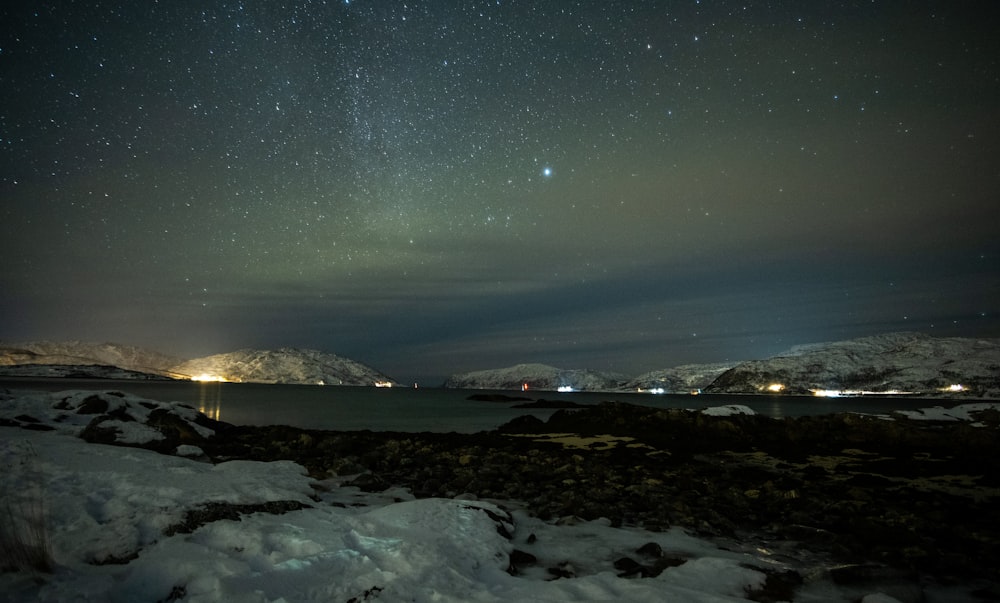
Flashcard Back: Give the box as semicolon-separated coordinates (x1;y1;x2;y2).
0;442;52;574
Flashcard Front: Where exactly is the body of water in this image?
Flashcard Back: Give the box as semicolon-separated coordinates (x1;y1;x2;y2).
1;378;961;433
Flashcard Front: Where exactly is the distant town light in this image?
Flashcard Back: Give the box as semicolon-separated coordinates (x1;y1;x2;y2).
943;384;965;392
557;386;575;393
766;383;785;393
191;373;228;382
374;380;393;388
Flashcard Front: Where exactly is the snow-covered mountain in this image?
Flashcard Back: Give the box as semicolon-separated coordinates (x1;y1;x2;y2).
0;341;183;376
170;348;397;386
443;363;629;392
625;363;737;393
705;332;1000;397
0;363;175;380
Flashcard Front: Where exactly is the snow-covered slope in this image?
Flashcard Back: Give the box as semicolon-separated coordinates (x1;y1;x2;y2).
0;364;175;380
170;348;397;386
0;341;183;376
625;363;737;393
705;332;1000;397
443;363;629;392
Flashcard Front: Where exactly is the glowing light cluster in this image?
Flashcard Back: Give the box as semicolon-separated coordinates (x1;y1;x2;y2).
635;387;668;394
811;388;917;397
191;373;229;382
557;386;575;392
374;380;393;388
765;383;785;393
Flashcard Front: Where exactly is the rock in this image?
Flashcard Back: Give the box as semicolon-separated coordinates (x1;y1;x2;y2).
547;562;576;579
507;549;538;574
76;395;109;414
164;500;312;536
636;542;663;558
613;556;646;577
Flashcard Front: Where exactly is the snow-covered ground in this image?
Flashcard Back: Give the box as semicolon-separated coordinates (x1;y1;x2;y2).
1;390;994;602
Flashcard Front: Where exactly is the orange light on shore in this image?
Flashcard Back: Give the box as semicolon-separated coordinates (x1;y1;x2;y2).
191;373;229;383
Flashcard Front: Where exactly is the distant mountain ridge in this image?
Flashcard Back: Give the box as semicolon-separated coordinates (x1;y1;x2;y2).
624;363;737;393
442;363;629;392
705;332;1000;398
3;332;998;396
0;341;395;387
443;333;1000;398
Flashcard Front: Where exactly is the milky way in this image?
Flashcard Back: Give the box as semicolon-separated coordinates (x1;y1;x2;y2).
2;1;998;381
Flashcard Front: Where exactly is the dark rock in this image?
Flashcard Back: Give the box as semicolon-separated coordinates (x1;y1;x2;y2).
508;549;538;574
79;417;124;445
462;505;514;539
613;556;647;577
89;551;139;566
147;408;206;444
547;562;575;579
496;414;546;432
76;395;109;414
346;585;383;602
745;567;803;603
164;500;311;536
636;542;663;558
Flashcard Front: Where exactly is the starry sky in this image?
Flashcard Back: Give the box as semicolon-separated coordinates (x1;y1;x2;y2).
2;1;999;383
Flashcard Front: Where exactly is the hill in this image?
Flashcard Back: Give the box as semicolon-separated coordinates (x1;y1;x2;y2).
443;363;628;392
169;348;397;386
705;332;1000;397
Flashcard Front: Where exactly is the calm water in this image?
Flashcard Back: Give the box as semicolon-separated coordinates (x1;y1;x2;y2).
1;378;957;433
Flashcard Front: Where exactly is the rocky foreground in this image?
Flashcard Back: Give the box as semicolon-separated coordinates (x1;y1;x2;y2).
6;389;997;599
198;402;1000;596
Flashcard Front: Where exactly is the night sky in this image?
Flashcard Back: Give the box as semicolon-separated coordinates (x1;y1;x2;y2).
2;1;999;383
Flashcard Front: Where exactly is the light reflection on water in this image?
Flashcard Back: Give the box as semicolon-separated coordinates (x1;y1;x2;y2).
197;382;223;421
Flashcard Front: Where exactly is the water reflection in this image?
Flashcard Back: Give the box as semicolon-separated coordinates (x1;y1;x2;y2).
766;398;785;419
197;382;223;421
